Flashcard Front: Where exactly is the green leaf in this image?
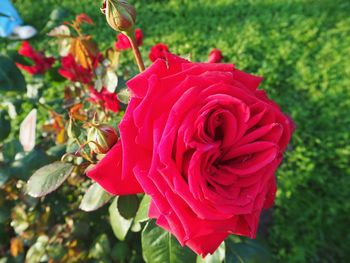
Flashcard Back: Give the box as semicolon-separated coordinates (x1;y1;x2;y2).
142;220;197;263
111;242;130;262
9;150;51;180
197;242;225;263
89;234;111;259
0;169;10;187
134;194;151;224
25;235;49;263
225;238;272;263
49;8;69;21
46;144;66;159
2;139;23;162
11;205;29;235
46;244;66;261
0;56;26;93
117;88;130;104
109;197;133;241
117;195;139;219
104;69;118;93
27;162;74;198
79;183;112;212
0;110;11;142
0;205;11;224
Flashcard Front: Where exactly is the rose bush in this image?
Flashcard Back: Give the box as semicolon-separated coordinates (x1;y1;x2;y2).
87;53;294;256
16;41;55;75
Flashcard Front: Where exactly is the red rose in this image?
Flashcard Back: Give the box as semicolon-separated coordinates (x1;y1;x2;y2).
208;48;223;63
87;54;294;256
16;41;55;75
115;28;143;51
89;87;120;113
58;54;93;84
148;43;169;62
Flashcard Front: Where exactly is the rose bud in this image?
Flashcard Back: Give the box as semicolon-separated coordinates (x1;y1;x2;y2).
208;48;223;63
67;118;81;139
103;0;136;33
87;123;118;154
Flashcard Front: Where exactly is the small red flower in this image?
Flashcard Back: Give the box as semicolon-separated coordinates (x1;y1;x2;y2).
115;28;143;51
16;41;55;75
89;87;120;113
58;54;93;84
208;48;223;63
148;43;169;62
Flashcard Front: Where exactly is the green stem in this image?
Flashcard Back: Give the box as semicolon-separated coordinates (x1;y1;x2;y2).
126;31;145;72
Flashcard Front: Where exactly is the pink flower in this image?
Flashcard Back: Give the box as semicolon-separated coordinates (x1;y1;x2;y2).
58;54;93;84
89;87;120;113
16;41;55;75
148;43;169;62
87;54;294;256
115;28;143;51
208;48;223;63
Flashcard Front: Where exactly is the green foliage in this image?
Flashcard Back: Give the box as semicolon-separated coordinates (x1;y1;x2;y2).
79;182;112;212
27;162;74;197
0;110;11;142
0;56;26;93
134;194;151;224
117;195;140;219
142;220;197;263
225;238;271;263
109;197;133;241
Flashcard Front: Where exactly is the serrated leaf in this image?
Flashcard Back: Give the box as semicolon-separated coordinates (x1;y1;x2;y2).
134;194;151;224
80;183;112;212
70;37;98;69
27;162;74;198
109;197;133;241
225;238;271;263
142;220;197;263
117;195;139;219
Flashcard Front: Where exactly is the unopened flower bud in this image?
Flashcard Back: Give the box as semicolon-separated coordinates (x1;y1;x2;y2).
103;0;136;33
67;118;81;139
87;123;118;154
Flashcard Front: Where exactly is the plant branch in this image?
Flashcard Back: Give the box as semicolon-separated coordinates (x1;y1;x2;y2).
126;32;145;72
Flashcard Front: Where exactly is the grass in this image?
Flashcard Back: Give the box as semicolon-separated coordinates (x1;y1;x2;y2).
1;0;350;262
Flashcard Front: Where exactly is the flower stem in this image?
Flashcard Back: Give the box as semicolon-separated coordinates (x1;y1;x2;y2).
126;31;145;72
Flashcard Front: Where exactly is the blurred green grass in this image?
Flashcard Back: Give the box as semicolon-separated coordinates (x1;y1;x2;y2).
1;0;350;262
